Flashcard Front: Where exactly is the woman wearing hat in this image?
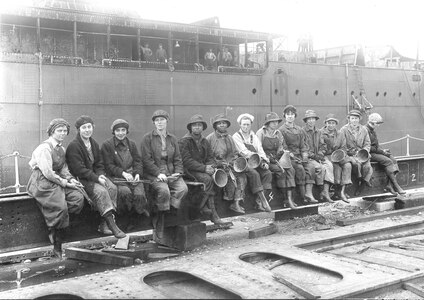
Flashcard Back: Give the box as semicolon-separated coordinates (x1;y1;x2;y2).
141;109;188;238
256;112;297;209
179;114;224;224
206;113;247;215
366;113;405;195
278;105;316;204
302;109;333;203
27;118;85;258
321;113;351;202
339;109;373;196
66;115;126;239
233;113;272;212
101;119;149;229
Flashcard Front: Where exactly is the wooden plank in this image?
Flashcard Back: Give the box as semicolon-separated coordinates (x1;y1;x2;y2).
377;245;424;261
248;223;278;239
273;274;321;299
66;247;134;266
403;282;424;298
336;205;424;226
334;252;417;272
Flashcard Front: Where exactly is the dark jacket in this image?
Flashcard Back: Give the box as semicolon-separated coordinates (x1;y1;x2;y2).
140;130;184;180
302;125;326;159
101;136;143;178
365;124;385;155
179;133;214;179
66;134;105;194
320;126;342;155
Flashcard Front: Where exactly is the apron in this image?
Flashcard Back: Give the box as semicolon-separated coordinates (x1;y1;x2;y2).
27;142;69;228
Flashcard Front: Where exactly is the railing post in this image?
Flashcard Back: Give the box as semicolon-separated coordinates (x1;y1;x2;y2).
13;151;20;193
406;134;410;156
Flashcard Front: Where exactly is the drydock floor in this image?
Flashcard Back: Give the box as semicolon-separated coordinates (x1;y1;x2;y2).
2;190;424;299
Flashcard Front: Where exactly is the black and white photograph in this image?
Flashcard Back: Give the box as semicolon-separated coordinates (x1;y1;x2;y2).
1;0;424;298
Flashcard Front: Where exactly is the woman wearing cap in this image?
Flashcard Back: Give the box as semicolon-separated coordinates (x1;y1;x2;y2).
233;113;272;212
339;109;373;196
366;113;405;195
278;105;316;204
179;114;224;224
321;113;351;202
66;115;126;239
302;109;332;203
141;109;188;237
101;119;149;229
206;113;247;214
256;112;297;209
27;118;85;258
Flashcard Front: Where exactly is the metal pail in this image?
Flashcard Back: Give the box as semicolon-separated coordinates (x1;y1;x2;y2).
233;157;248;173
213;169;228;187
356;149;370;164
278;151;292;169
331;149;347;164
247;153;260;169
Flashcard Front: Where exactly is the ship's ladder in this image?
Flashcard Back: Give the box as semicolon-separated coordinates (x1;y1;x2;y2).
351;66;373;114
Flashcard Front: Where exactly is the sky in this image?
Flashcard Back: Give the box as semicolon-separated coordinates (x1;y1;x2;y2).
3;0;424;58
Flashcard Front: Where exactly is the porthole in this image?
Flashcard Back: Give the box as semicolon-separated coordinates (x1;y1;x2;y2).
295;89;299;95
315;90;319;96
333;90;337;96
383;92;387;97
376;92;379;97
359;91;363;96
413;92;416;97
398;92;402;97
350;91;355;95
252;88;256;94
274;89;278;94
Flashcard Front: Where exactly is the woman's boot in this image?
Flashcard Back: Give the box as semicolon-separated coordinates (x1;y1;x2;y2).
48;228;63;259
258;191;272;212
339;185;349;203
199;194;212;216
285;188;298;209
305;183;318;203
208;196;225;224
383;178;396;195
103;211;126;239
387;172;406;194
298;184;307;204
229;199;245;214
320;183;334;203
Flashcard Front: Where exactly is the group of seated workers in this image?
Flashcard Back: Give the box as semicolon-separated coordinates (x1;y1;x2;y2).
27;106;405;258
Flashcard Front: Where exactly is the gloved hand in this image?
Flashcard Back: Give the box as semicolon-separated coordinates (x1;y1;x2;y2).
269;156;277;164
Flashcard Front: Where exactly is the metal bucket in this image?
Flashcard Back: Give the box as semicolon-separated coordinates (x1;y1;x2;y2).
278;151;292;169
356;149;370;163
247;153;260;169
331;149;348;164
233;157;248;173
212;169;228;187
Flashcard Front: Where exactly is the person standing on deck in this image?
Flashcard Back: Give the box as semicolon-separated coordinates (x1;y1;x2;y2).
101;119;150;230
27;118;85;258
339;109;373;196
179;114;224;225
155;43;167;63
66;115;126;239
302;110;334;203
233;113;272;212
206;113;247;215
321;113;351;203
365;113;405;195
278;105;317;204
256;112;297;209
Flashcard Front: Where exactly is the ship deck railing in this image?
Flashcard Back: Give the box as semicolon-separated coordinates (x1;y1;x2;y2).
0;51;265;74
